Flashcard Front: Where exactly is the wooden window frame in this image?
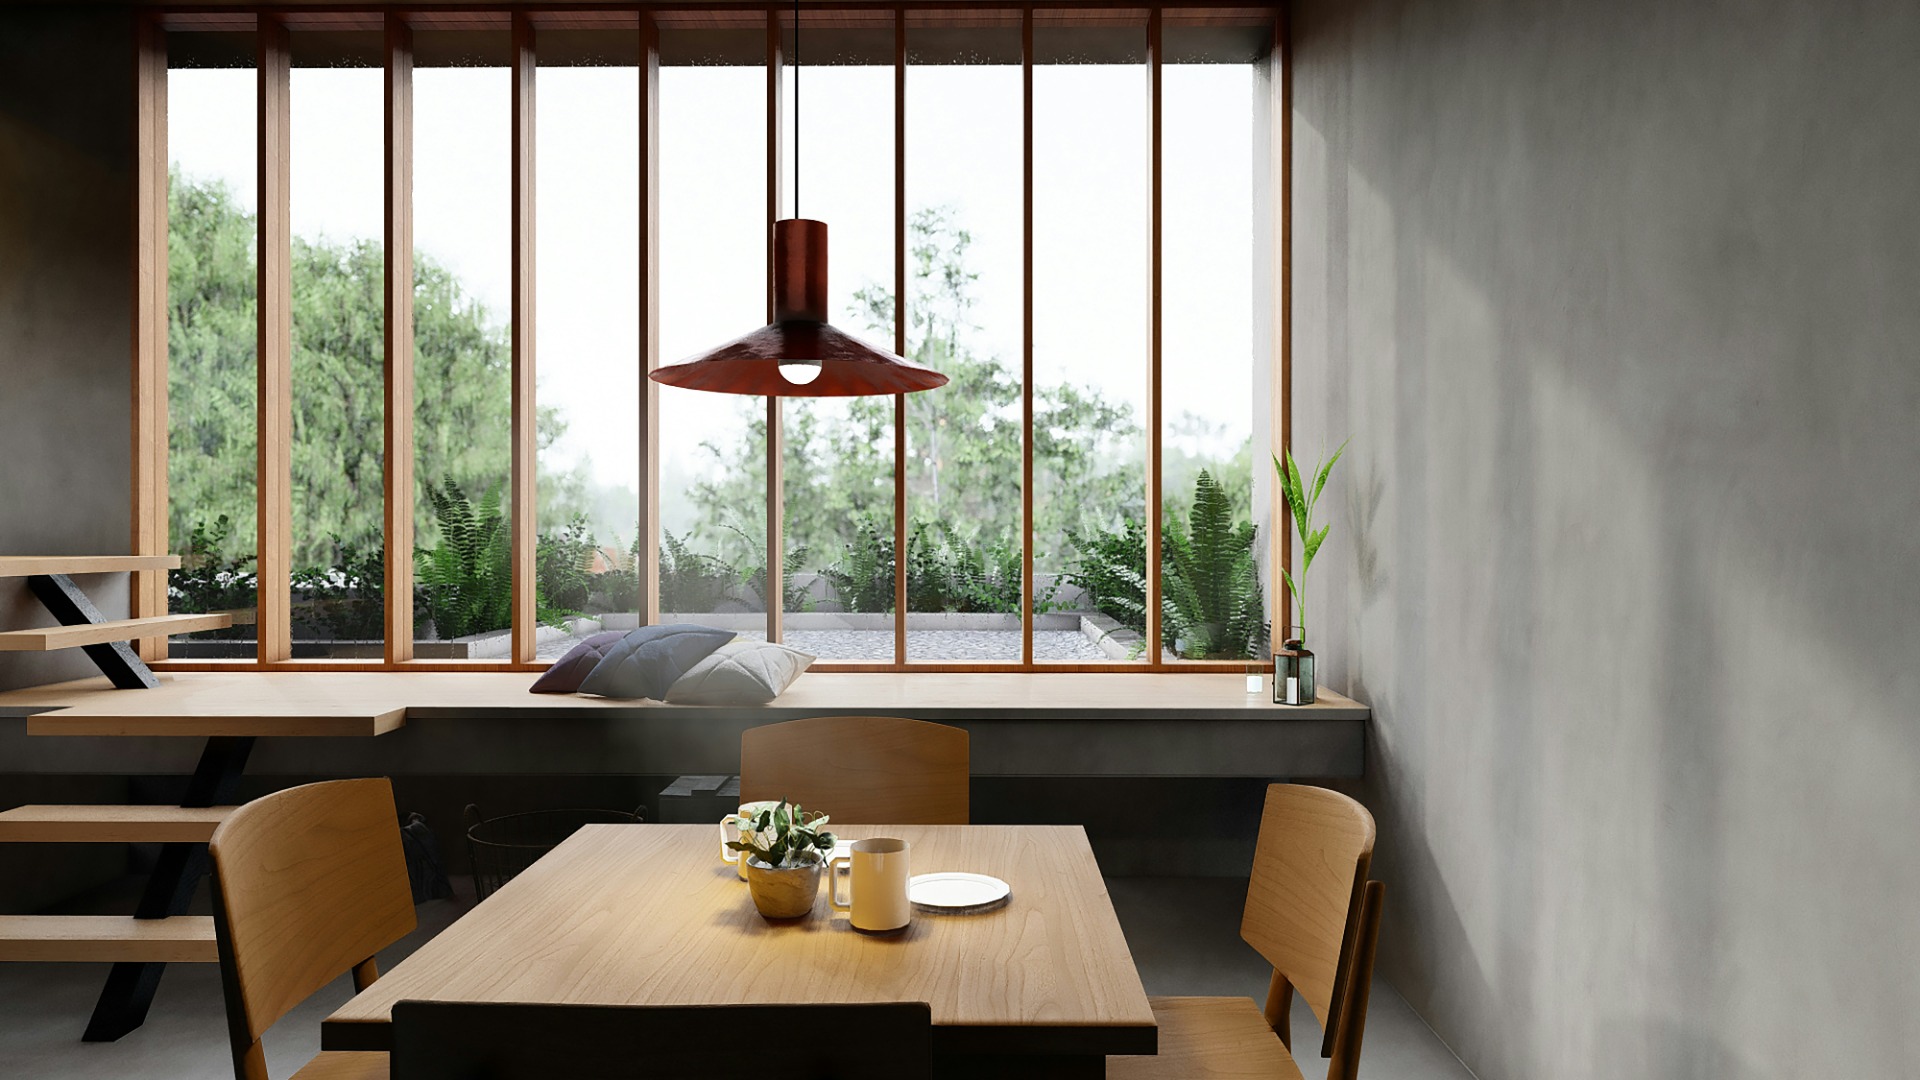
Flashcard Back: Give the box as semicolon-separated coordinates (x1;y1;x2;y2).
137;3;1291;676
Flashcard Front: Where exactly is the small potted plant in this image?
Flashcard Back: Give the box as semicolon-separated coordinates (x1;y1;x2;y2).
1274;439;1347;704
727;800;837;919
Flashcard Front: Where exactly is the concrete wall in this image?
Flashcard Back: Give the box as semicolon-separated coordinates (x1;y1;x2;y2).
0;6;136;693
0;6;139;907
1288;0;1920;1076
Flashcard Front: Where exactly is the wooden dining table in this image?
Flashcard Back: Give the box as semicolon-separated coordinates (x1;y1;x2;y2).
323;823;1157;1077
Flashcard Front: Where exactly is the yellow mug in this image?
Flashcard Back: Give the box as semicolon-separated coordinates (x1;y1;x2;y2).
830;837;912;932
720;801;783;881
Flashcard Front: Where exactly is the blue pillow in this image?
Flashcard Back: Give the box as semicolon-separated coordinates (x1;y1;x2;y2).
529;631;626;694
577;624;735;701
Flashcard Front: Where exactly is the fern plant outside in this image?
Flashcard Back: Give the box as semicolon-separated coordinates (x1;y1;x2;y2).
1066;470;1268;660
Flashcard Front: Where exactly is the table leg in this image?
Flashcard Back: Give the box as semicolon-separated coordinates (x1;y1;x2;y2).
81;735;255;1042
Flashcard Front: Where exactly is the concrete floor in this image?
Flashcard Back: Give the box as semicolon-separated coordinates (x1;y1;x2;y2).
0;876;1475;1079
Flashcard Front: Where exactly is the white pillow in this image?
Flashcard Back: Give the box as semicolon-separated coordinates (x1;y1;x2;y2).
664;640;814;705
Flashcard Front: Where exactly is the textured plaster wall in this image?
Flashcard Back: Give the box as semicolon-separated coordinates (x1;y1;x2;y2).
0;7;138;907
1287;0;1920;1076
0;6;136;693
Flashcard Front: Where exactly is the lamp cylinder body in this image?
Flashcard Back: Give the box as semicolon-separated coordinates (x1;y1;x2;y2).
773;218;829;322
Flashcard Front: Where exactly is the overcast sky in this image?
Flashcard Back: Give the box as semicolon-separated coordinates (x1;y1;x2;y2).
167;56;1252;543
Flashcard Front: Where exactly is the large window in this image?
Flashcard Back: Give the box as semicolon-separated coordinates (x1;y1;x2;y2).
144;7;1281;672
778;18;897;659
290;30;386;658
1033;13;1149;663
1161;24;1263;660
656;22;769;640
903;13;1025;662
165;30;257;658
412;26;515;655
535;31;642;658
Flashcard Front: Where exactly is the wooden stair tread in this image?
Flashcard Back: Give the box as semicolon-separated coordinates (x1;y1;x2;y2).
0;915;218;963
0;556;180;577
0;804;235;843
0;613;232;652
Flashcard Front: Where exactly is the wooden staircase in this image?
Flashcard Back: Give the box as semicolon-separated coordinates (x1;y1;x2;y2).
1;556;238;1040
0;614;232;652
0;804;235;844
1;555;232;688
0;916;218;963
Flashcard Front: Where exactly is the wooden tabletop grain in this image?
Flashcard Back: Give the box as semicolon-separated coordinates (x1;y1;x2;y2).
322;824;1156;1058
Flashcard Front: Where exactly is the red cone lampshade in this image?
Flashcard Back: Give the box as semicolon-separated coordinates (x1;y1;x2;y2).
650;219;947;397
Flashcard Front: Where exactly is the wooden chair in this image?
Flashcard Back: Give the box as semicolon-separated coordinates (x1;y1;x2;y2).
388;1000;933;1080
208;778;418;1080
739;715;969;824
1109;784;1386;1080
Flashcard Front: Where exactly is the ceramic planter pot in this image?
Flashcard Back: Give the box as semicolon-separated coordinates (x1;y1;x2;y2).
746;854;823;919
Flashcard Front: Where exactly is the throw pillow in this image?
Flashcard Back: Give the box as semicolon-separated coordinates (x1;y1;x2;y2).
664;640;815;705
528;631;626;694
577;624;735;700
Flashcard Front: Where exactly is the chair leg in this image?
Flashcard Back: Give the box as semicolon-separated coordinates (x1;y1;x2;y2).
352;956;380;992
1327;881;1386;1080
1263;969;1294;1050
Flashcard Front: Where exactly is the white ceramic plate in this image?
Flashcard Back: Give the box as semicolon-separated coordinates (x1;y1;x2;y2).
909;872;1011;912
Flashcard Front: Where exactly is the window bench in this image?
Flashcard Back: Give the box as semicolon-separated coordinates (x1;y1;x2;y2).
0;671;1368;779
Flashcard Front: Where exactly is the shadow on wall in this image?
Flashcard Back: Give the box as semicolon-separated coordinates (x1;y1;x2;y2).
1291;0;1920;1076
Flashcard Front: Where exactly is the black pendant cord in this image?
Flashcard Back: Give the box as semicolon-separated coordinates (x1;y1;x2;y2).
792;0;801;217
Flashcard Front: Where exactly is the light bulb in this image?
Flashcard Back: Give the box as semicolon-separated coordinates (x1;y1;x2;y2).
777;359;823;385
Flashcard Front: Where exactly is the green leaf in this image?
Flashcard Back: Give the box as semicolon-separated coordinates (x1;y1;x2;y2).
1304;523;1330;571
1278;452;1309;536
1309;440;1348;512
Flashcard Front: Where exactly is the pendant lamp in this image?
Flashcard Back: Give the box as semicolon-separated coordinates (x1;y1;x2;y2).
650;5;946;397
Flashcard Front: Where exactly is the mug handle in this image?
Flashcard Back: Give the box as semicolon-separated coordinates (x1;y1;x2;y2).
719;816;741;865
830;856;853;910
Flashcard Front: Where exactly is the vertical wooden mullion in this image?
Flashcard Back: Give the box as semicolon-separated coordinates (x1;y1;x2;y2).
257;15;292;665
132;15;169;662
765;7;784;644
1145;10;1164;663
1020;6;1034;667
640;15;662;626
384;14;415;663
1271;12;1292;642
893;7;907;667
510;14;537;663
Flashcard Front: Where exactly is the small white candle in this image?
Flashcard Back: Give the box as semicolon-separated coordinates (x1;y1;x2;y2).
1285;676;1300;705
1246;674;1262;694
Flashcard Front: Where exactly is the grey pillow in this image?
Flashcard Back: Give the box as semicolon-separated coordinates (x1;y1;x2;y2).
664;640;815;705
577;624;735;701
529;631;626;694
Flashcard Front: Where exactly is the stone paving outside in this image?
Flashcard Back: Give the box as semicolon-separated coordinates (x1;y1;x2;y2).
536;628;1109;662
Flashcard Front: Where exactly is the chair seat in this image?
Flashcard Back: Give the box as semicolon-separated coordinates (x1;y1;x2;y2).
1108;996;1304;1080
289;1051;389;1080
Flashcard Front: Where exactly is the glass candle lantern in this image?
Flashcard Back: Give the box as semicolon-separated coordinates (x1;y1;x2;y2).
1273;639;1316;705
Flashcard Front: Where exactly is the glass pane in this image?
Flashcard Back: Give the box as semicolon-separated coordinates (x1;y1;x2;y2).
903;13;1025;662
657;26;768;640
289;37;385;658
1162;46;1263;660
1033;14;1149;663
536;43;641;660
413;30;514;655
166;36;258;658
778;23;896;660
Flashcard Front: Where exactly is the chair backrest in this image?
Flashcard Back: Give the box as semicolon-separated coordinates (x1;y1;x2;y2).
1239;784;1383;1077
739;715;969;824
209;778;417;1080
390;1000;934;1080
